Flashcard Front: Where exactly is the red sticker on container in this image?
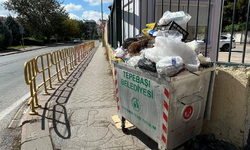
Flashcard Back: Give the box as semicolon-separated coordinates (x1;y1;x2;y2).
183;106;193;120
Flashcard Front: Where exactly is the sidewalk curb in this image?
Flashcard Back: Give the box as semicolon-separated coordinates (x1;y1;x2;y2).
0;42;75;57
0;47;47;57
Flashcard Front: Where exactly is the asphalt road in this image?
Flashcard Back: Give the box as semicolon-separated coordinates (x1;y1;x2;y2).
0;43;78;149
218;43;250;63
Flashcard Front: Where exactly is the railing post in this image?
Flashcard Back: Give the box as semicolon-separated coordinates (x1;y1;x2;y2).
228;0;238;62
46;54;53;89
24;59;40;115
35;56;49;95
32;60;40;108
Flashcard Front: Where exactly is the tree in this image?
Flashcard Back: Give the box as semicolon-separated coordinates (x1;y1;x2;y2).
0;34;4;48
223;0;249;31
61;18;79;38
0;20;13;49
3;0;68;42
225;22;247;32
76;20;87;38
4;16;21;46
90;28;97;40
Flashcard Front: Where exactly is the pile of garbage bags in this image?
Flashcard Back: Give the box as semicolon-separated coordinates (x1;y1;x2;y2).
186;134;238;150
113;11;212;77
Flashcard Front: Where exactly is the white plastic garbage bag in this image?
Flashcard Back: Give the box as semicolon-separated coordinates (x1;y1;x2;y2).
158;11;191;28
156;56;184;76
140;49;146;57
126;56;143;67
144;48;160;63
154;36;200;72
155;30;183;41
198;53;211;65
114;47;126;58
186;40;201;55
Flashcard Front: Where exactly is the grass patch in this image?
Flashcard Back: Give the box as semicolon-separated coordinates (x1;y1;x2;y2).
8;45;33;49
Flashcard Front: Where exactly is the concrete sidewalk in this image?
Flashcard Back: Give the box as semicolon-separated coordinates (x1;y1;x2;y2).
20;44;158;150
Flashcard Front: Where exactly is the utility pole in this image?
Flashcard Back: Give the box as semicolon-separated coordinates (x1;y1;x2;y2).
101;0;104;47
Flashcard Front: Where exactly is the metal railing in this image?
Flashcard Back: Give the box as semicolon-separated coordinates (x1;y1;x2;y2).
24;41;95;115
109;0;214;53
107;0;250;66
107;0;122;49
35;53;54;95
24;58;40;114
217;0;250;66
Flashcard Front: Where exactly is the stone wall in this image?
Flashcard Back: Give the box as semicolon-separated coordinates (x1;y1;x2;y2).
202;66;250;147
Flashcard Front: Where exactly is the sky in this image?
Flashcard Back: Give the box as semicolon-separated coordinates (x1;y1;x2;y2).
0;0;113;23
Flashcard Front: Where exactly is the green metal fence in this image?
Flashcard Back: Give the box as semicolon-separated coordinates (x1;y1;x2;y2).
107;0;250;67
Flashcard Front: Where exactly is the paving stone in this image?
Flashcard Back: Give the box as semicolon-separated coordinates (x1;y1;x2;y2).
21;119;50;144
21;136;53;150
47;44;158;149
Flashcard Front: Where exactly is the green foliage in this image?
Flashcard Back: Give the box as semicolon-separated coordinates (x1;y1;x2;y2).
235;22;246;31
223;0;249;31
4;15;22;46
3;0;90;42
224;22;249;32
0;34;4;49
50;38;57;43
24;38;44;46
61;18;79;37
0;20;13;49
198;26;206;34
92;34;98;39
34;34;45;41
76;20;87;38
3;0;68;42
9;45;31;49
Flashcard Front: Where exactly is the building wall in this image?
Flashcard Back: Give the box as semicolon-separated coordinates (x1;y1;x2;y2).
222;32;250;43
202;66;250;147
85;20;97;39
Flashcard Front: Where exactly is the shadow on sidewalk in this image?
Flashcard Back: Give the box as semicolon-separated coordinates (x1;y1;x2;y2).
123;127;159;149
38;47;97;139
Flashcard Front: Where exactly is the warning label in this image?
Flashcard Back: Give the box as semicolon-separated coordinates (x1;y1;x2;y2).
183;106;193;120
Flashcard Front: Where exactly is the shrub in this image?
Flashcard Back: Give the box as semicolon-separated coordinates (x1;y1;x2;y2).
92;34;99;39
224;22;250;32
23;38;44;46
5;16;22;46
50;38;56;43
35;35;45;41
0;34;4;49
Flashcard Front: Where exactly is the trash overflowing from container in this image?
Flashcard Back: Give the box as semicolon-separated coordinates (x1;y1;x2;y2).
113;11;212;77
112;11;215;150
187;134;239;150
